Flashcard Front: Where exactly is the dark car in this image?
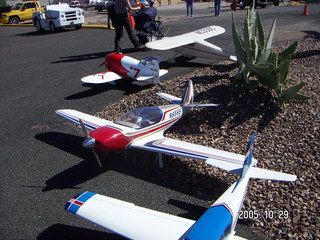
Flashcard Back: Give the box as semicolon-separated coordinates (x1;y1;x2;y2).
94;0;110;12
230;0;280;10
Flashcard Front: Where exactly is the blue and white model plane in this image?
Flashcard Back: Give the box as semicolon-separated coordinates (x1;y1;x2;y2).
65;136;296;240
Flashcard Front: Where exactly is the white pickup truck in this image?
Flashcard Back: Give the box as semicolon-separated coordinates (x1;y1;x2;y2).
32;3;84;32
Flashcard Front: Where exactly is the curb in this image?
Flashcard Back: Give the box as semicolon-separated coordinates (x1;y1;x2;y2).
0;23;110;29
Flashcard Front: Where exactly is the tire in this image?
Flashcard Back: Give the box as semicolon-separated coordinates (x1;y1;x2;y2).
273;0;279;6
75;24;82;30
34;19;44;32
49;22;56;33
9;16;19;24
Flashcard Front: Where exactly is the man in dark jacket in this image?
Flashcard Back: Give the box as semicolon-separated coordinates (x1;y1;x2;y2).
114;0;141;53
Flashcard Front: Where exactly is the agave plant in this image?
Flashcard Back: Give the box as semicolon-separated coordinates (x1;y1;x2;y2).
232;5;309;105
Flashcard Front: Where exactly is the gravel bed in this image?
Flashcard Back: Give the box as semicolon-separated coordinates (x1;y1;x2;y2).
96;33;319;239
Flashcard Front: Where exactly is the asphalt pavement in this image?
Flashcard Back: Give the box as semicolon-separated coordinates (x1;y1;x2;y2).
0;3;319;240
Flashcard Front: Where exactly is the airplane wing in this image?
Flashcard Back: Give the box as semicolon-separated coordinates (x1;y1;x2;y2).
131;137;253;174
146;25;225;50
81;71;122;84
56;109;113;131
65;191;195;240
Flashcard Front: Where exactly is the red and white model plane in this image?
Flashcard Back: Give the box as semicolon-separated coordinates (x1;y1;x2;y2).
65;136;296;240
81;53;168;85
56;80;249;171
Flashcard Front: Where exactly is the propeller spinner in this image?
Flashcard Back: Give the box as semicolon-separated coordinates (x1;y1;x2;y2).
79;119;102;167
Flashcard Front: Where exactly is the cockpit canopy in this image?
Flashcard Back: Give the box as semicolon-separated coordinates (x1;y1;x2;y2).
115;107;162;129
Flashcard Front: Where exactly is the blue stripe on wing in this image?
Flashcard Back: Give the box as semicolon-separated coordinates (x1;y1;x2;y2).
65;191;96;214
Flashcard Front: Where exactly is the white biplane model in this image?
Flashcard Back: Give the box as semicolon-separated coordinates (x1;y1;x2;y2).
81;53;168;85
65;135;296;240
146;25;237;63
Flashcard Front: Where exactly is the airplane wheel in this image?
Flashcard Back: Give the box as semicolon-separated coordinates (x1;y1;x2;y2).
49;22;56;33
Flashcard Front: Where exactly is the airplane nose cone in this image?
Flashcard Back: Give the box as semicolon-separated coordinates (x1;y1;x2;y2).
83;137;96;148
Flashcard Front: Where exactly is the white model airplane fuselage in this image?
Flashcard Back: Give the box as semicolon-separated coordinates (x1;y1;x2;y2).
65;136;296;240
146;26;237;63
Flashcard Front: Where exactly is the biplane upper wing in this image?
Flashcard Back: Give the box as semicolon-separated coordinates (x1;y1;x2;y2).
146;25;226;50
81;71;122;84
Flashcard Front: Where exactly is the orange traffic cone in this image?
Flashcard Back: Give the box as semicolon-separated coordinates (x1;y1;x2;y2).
303;3;309;16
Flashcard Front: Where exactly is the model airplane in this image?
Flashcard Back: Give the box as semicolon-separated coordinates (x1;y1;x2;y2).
56;80;223;168
55;80;294;178
81;53;168;85
65;135;297;240
146;25;237;63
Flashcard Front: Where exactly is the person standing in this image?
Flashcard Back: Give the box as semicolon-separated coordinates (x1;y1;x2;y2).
214;0;221;16
185;0;194;17
107;0;116;29
113;0;141;53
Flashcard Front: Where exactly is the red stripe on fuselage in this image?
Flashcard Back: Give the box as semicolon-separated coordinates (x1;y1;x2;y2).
161;106;181;121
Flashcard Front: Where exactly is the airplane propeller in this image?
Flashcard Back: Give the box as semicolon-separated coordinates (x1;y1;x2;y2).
79;119;102;167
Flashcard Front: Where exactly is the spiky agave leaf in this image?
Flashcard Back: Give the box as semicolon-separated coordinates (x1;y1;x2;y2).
278;82;309;103
260;19;276;63
232;13;247;64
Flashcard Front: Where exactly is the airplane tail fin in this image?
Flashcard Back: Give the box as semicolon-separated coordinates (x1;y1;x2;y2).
138;56;166;85
239;135;255;180
157;80;219;107
180;80;194;105
240;135;297;182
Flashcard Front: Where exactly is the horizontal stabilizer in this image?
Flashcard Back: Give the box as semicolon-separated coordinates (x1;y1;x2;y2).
207;156;296;181
250;167;297;181
206;158;243;175
136;69;168;82
159;69;169;77
186;103;220;107
157;92;182;104
81;71;122;84
136;75;155;81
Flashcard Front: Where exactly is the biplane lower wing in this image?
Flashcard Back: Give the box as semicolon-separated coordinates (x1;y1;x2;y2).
81;71;122;84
